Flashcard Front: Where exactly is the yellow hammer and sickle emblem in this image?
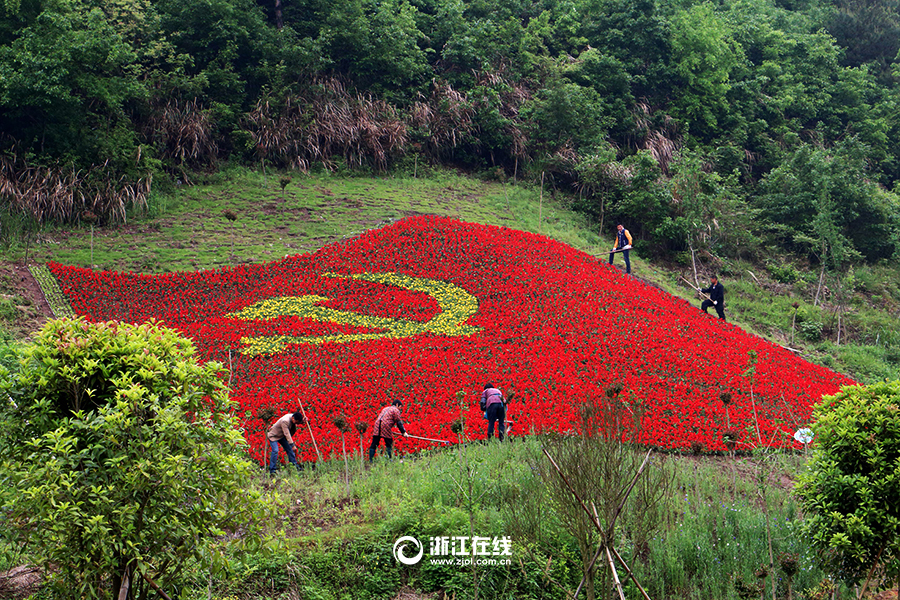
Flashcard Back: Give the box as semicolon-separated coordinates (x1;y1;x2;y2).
227;272;483;355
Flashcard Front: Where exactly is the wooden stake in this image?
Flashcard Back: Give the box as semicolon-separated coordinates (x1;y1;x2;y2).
141;573;173;600
539;171;544;234
679;275;712;302
574;544;606;600
612;548;653;600
297;398;322;462
117;569;130;600
606;546;626;600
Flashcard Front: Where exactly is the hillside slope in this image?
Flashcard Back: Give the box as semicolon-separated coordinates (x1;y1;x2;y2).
2;170;898;385
47;215;853;459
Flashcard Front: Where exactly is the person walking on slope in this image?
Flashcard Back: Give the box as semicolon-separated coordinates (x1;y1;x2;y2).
369;399;409;461
700;275;726;320
608;224;633;274
480;383;507;441
267;411;307;474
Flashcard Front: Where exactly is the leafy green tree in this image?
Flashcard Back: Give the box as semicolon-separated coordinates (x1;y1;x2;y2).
795;380;900;596
668;2;744;138
521;69;612;154
757;139;899;262
657;148;752;259
578;0;670;97
828;0;900;76
317;0;429;97
0;318;271;600
0;0;146;170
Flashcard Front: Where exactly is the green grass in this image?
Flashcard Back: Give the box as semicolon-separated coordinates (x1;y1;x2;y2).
9;167;612;274
159;439;839;600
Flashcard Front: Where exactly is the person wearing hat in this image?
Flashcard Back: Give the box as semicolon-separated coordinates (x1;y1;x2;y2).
369;399;409;461
700;275;726;320
267;410;307;474
608;224;633;274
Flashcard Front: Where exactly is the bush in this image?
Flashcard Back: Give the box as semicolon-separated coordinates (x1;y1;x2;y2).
0;318;271;600
767;261;800;284
795;381;900;590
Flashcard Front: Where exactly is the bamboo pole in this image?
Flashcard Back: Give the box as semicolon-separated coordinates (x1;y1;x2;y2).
297;398;322;462
539;171;544;234
405;434;450;444
679;275;713;302
606;547;627;600
612;548;653;600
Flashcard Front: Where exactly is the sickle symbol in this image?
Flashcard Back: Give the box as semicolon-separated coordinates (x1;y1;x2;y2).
227;272;483;355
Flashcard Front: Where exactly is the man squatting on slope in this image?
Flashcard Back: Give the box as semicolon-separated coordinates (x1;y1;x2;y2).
700;275;726;320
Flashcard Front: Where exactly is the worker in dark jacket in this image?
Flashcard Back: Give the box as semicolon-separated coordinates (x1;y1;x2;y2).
700;275;726;320
369;399;409;461
267;411;307;474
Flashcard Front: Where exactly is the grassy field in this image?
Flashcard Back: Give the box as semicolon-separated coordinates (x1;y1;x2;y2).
93;438;841;600
3;168;602;272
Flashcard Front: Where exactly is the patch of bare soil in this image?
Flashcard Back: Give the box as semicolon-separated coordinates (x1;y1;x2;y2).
285;491;368;538
0;261;53;337
0;566;43;599
392;585;441;599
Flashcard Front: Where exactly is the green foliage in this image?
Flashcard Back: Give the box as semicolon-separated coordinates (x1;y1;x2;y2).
661;148;755;256
795;381;900;586
318;0;429;97
0;0;147;173
799;318;823;343
758;139;899;262
767;260;800;284
521;72;613;154
668;2;743;136
0;318;272;599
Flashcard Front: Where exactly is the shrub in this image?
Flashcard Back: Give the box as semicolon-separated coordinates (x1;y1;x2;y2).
800;319;824;342
767;261;800;284
0;318;271;600
795;381;900;592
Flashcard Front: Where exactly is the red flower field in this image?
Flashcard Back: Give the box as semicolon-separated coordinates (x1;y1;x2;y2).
48;216;853;463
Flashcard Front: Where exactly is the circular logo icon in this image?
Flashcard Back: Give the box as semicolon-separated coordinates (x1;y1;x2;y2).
392;536;424;565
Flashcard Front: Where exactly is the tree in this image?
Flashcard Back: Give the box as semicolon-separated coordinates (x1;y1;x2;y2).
668;2;743;138
758;139;898;262
661;148;752;264
795;380;900;598
0;318;271;600
519;391;671;600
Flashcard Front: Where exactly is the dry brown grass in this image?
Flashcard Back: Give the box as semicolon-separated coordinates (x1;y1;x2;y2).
0;150;150;224
631;101;680;175
143;96;219;173
246;77;408;171
410;79;475;158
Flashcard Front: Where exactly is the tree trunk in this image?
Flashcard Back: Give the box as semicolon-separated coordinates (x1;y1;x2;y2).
814;261;826;307
274;0;283;30
539;171;544;234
